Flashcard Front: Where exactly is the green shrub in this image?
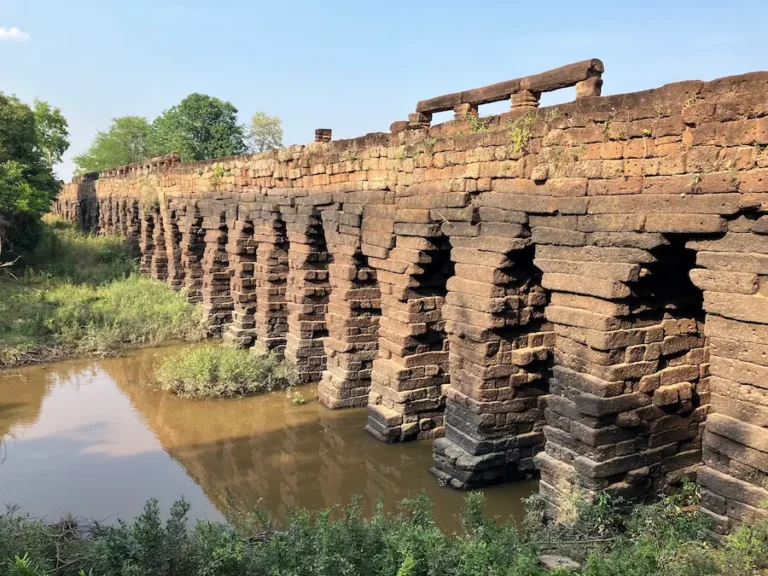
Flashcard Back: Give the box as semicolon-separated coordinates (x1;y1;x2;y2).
23;218;135;284
0;222;206;368
1;492;768;576
155;345;296;398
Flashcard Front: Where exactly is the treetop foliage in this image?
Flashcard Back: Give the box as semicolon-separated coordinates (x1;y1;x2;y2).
248;111;283;153
0;92;68;258
73;116;152;174
74;94;282;175
148;93;246;162
32;100;69;168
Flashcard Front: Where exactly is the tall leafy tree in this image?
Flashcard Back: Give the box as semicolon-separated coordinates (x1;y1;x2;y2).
33;99;69;168
73;116;152;174
0;93;65;258
148;93;245;161
248;111;283;153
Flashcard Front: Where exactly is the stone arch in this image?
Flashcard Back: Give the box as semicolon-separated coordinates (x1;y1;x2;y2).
252;202;290;354
433;208;554;489
138;203;155;276
366;200;453;443
201;209;234;335
532;218;713;519
163;201;185;291
224;207;258;348
126;200;141;257
180;203;205;304
284;200;333;384
687;221;768;533
319;201;382;409
150;208;169;281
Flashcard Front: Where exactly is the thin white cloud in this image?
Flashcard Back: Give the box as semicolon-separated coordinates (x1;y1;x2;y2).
0;27;31;42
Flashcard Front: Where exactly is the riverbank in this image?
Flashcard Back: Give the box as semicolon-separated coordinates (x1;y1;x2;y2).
0;218;206;369
1;487;767;576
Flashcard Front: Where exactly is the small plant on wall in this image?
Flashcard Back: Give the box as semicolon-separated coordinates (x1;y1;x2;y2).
465;112;488;133
209;165;226;190
508;114;535;154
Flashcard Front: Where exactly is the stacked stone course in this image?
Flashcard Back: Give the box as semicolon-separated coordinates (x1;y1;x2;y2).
200;211;234;335
55;65;768;531
319;201;382;409
224;217;258;347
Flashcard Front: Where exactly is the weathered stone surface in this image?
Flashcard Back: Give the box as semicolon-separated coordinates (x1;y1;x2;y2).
55;68;768;533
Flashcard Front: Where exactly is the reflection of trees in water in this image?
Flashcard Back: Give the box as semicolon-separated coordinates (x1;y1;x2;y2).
0;359;103;462
101;346;441;523
92;345;536;529
1;347;536;528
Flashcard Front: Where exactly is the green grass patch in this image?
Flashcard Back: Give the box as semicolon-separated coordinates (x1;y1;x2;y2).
1;487;768;575
156;345;296;398
0;218;206;368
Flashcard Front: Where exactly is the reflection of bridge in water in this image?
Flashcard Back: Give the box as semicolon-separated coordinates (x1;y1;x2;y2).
104;346;535;528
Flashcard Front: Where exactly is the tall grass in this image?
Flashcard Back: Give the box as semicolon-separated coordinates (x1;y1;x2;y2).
0;489;767;576
0;218;206;368
156;345;296;398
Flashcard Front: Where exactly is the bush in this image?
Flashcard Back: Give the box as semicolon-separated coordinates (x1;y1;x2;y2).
1;491;768;576
156;345;296;398
0;94;67;260
0;222;206;368
23;217;136;283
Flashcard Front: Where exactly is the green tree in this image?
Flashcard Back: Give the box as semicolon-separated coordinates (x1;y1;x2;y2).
148;93;245;161
73;116;152;174
33;99;69;168
248;111;283;153
0;93;63;259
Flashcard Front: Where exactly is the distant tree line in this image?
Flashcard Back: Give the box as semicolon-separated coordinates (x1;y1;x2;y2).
74;94;283;174
0;93;69;259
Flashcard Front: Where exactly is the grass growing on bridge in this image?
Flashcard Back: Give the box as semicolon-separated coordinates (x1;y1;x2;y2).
0;487;767;576
0;218;206;369
155;344;296;398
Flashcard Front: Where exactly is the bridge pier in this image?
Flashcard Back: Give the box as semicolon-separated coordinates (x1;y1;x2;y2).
432;215;553;489
284;205;332;383
200;211;233;335
689;231;768;532
319;205;382;409
366;223;451;442
533;226;709;519
224;217;258;348
252;205;289;354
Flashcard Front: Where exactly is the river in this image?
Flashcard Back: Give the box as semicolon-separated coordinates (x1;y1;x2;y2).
0;344;537;530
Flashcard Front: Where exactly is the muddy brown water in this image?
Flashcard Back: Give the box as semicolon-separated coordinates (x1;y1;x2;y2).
0;344;537;530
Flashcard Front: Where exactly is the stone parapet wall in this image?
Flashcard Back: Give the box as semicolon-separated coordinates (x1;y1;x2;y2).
55;69;768;532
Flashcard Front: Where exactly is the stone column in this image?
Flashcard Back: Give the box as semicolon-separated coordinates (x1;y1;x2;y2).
179;204;205;304
126;200;141;257
318;206;382;409
689;230;768;532
431;208;553;489
224;218;258;348
150;209;169;282
366;202;452;442
138;205;154;276
532;222;709;520
105;197;115;234
252;204;289;354
163;202;185;291
200;212;233;335
98;199;108;235
115;199;125;235
284;206;332;383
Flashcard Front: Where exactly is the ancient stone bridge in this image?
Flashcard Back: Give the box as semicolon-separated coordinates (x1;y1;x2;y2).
55;61;768;532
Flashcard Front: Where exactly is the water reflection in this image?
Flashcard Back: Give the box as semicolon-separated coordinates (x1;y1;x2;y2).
0;346;536;529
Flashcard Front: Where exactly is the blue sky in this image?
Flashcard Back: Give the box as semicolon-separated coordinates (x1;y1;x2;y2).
1;0;766;179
